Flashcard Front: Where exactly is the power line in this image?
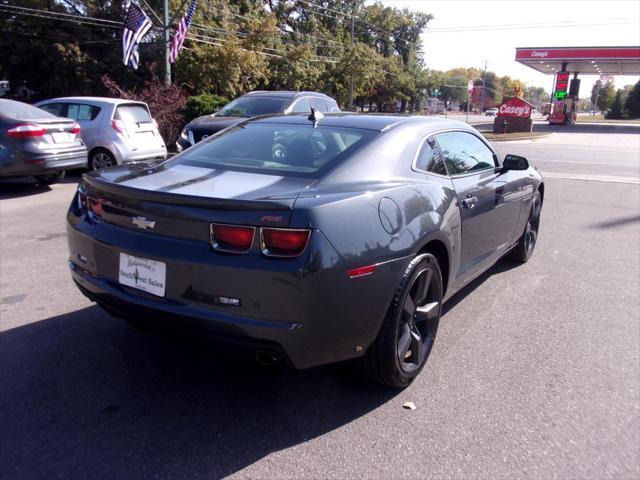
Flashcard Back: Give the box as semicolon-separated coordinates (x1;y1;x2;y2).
297;0;414;45
426;19;634;32
0;4;122;25
187;29;338;62
0;4;124;30
185;32;337;63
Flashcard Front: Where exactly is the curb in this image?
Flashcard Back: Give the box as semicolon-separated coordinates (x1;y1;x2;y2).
481;132;554;142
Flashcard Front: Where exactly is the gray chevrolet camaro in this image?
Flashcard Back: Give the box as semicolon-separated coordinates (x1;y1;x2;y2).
67;112;543;388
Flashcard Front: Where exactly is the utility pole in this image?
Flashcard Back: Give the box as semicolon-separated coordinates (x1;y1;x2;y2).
163;0;171;85
480;59;487;112
592;79;602;114
348;11;355;110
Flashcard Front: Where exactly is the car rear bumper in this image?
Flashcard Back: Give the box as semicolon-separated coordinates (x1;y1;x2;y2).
120;150;167;164
0;148;88;177
67;211;411;369
111;139;167;164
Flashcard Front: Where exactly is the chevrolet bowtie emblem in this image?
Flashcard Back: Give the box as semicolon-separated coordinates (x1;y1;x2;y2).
132;216;156;230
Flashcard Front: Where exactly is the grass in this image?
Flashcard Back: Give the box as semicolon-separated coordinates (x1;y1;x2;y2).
576;115;640;124
479;131;550;141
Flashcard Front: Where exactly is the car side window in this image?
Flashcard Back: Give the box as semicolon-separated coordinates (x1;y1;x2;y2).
435;131;497;176
290;97;312;113
310;98;328;112
39;103;65;116
415;139;447;176
327;99;340;112
67;103;100;121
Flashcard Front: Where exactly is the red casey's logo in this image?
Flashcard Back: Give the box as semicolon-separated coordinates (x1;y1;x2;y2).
498;97;533;118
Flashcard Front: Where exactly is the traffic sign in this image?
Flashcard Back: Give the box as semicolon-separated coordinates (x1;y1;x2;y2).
467;80;474;95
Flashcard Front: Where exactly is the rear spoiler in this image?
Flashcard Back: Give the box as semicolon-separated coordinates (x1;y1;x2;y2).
83;174;296;211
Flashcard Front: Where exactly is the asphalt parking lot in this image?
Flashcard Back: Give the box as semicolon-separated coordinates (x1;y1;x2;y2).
1;124;639;479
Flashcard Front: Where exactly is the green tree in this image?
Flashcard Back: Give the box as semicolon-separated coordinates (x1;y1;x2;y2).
605;90;625;119
624;81;640;118
593;80;616;112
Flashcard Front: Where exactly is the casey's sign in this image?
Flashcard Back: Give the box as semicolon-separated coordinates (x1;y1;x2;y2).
497;97;533;118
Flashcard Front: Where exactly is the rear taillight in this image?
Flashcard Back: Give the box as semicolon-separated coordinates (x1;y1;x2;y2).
76;183;88;210
111;119;129;137
6;123;46;138
70;122;81;135
88;197;104;218
211;223;255;253
261;228;311;257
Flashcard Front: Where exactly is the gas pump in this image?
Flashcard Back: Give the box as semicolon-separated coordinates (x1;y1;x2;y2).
549;71;580;125
549;71;569;124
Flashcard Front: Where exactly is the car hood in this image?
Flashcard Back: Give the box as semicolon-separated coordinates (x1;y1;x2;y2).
186;115;245;142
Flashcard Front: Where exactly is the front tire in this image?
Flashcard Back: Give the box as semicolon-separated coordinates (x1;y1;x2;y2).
509;190;542;263
360;253;443;388
34;171;65;185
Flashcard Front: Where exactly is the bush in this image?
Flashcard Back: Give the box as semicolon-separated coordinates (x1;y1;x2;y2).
185;93;228;122
101;64;186;146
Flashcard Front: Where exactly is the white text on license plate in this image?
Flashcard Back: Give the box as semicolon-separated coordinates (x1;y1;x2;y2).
119;253;166;297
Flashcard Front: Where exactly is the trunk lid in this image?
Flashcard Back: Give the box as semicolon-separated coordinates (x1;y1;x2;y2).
82;163;316;242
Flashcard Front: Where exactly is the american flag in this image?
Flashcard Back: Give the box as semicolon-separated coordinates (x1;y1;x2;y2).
122;2;153;70
169;0;198;63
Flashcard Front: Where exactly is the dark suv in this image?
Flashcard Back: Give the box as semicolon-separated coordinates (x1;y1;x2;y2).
176;91;340;151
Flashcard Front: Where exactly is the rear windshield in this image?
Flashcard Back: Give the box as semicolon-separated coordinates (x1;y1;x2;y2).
171;123;377;177
216;97;289;117
115;104;152;124
0;99;56;120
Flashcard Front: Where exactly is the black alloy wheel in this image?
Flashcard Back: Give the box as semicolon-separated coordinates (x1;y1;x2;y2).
510;190;542;263
397;264;440;373
360;253;443;388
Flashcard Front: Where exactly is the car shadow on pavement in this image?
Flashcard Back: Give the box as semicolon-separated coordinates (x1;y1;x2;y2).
442;258;520;316
0;174;80;200
0;178;53;199
0;306;398;479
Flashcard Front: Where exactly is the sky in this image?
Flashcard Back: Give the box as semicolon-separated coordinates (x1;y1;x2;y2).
378;0;640;96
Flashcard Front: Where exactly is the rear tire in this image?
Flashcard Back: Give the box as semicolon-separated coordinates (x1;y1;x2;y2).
89;149;116;170
34;171;65;185
359;253;443;388
509;190;542;263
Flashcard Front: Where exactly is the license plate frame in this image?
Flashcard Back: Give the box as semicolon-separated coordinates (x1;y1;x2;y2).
118;253;166;297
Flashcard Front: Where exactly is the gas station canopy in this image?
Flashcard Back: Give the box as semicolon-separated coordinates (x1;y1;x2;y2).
515;46;640;75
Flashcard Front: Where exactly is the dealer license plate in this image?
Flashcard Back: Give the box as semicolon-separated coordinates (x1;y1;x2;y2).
118;253;166;297
52;132;73;143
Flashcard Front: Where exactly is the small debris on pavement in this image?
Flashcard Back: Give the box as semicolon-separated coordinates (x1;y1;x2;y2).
402;401;416;410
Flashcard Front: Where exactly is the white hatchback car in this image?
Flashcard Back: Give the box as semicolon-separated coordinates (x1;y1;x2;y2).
36;97;167;170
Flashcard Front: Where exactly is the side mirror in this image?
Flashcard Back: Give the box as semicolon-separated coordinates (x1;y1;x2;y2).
502;154;529;171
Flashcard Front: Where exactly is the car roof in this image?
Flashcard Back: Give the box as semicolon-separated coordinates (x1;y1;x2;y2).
36;96;148;107
245;113;475;133
242;91;335;100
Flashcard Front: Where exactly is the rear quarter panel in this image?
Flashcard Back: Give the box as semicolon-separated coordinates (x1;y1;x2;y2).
289;125;462;335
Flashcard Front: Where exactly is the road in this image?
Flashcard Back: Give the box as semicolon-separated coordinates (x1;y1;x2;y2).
1;125;639;479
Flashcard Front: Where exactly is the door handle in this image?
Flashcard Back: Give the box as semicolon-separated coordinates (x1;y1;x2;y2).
462;195;477;209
